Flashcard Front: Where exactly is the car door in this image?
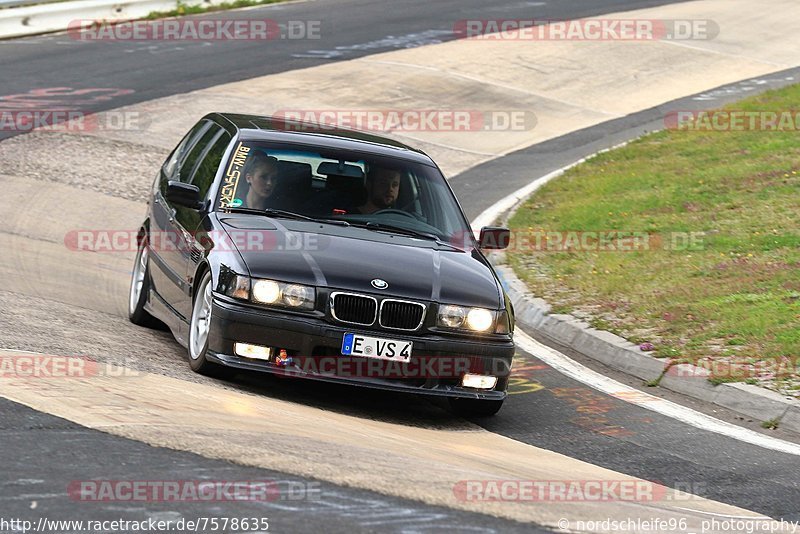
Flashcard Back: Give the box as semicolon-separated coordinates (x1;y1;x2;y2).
149;120;212;318
160;122;232;321
176;125;233;320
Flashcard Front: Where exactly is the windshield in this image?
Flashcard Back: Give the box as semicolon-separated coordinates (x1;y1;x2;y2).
217;141;474;244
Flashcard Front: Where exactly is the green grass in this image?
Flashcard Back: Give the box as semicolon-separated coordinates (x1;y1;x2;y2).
762;418;781;430
508;84;800;380
144;0;287;20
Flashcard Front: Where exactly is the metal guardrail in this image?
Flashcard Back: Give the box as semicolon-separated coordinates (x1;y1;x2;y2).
0;0;71;8
0;0;202;39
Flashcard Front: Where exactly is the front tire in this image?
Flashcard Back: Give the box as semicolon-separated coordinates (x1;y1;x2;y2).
448;397;504;417
128;236;159;328
188;271;227;377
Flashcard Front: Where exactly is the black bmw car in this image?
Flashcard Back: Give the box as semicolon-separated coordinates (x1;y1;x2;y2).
129;113;515;416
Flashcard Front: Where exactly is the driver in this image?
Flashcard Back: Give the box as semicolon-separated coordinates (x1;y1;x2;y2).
357;165;401;214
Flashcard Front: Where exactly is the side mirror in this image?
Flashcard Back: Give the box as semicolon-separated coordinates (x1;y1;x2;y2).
479;226;510;250
166;181;202;209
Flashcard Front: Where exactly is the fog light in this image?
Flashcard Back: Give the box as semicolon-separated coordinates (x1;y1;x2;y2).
234;343;273;360
461;373;497;389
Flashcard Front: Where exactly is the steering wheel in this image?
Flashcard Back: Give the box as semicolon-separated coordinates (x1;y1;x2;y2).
372;208;417;219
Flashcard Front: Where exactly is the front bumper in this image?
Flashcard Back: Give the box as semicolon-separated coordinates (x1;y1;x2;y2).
207;296;514;400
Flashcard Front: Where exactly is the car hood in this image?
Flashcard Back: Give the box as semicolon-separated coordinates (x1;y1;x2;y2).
220;217;503;308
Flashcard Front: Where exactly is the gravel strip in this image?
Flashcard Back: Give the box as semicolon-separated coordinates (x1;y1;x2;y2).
0;131;168;202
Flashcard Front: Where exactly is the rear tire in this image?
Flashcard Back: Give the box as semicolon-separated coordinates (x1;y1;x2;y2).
128;236;159;328
448;397;504;418
187;271;229;378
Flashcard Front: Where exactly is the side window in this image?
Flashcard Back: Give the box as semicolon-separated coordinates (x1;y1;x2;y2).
173;126;231;232
162;120;212;179
189;128;232;199
179;125;220;183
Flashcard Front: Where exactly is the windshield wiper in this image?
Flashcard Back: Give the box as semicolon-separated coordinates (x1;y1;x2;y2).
350;221;462;250
223;207;350;226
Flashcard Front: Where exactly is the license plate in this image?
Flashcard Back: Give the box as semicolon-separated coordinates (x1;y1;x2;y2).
341;333;412;362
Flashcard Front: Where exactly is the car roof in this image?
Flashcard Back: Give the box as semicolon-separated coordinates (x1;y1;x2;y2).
209;112;437;166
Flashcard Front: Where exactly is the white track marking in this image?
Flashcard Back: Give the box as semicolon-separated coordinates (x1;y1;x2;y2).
471;141;630;233
671;507;771;520
515;329;800;457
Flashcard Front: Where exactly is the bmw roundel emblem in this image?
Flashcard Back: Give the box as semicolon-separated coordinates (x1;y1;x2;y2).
371;278;388;290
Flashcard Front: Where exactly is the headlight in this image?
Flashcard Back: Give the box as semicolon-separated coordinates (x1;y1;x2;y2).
466;308;494;332
437;305;504;333
438;305;466;328
253;279;315;309
252;280;281;304
282;284;314;308
226;275;315;310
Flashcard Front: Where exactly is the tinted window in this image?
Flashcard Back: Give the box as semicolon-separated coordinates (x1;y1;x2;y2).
162;120;211;179
189;128;231;198
179;125;220;183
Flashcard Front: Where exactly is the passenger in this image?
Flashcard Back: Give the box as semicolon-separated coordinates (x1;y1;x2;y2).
357;165;401;214
243;153;280;210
